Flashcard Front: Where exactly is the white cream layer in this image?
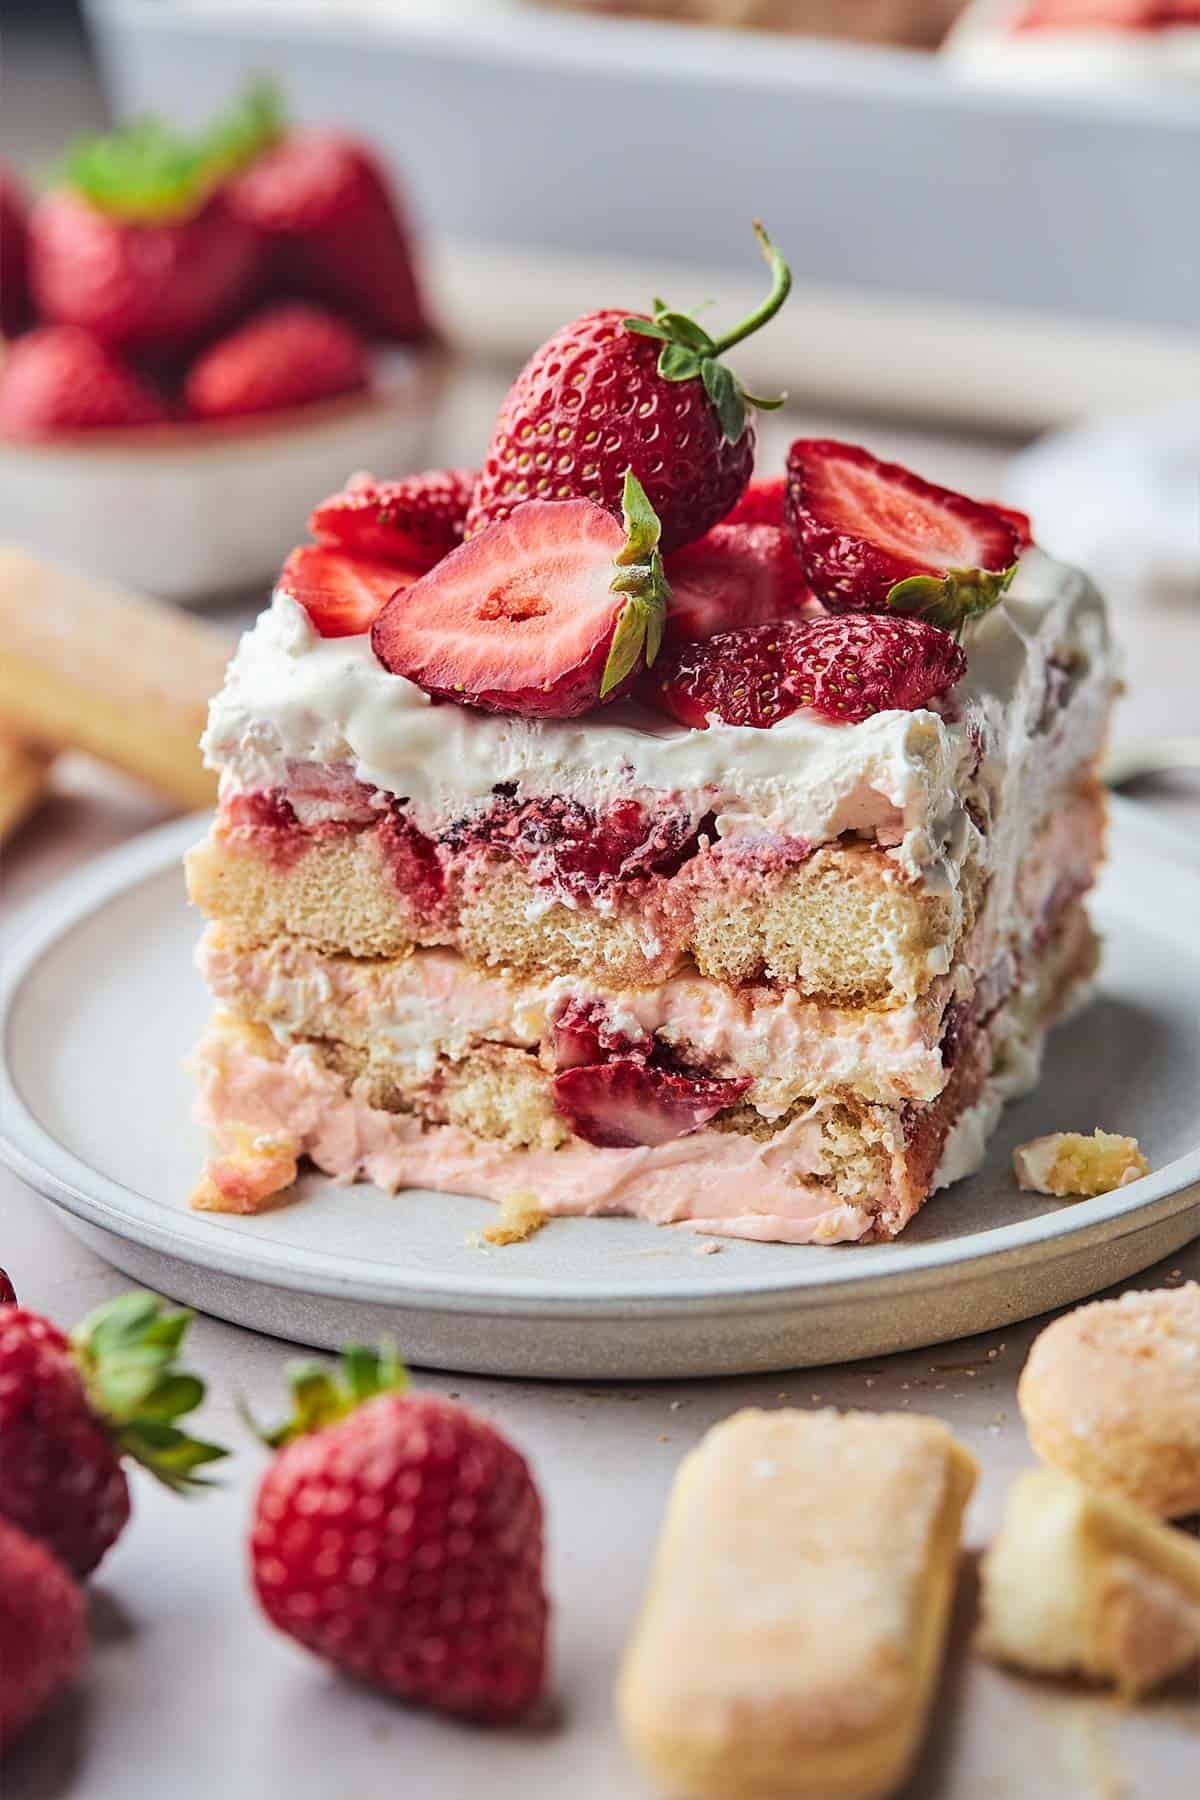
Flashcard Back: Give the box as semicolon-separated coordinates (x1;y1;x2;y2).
203;551;1110;894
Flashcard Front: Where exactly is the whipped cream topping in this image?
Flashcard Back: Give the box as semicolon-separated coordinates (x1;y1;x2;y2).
203;549;1111;886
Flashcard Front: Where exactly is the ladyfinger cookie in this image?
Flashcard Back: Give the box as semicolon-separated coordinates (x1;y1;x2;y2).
0;546;230;809
978;1467;1200;1697
1018;1282;1200;1518
617;1408;977;1800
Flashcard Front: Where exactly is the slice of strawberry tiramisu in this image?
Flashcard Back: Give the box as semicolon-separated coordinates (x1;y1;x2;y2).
187;227;1116;1243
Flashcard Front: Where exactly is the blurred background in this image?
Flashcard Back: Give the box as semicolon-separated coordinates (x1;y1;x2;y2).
0;0;1197;873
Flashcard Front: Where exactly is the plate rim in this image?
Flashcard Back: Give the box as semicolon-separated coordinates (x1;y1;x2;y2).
2;802;1199;1319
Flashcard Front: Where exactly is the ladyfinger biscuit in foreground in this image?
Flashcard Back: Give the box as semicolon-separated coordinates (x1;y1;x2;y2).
0;730;52;843
0;546;230;809
1018;1283;1200;1518
617;1408;977;1800
978;1467;1200;1697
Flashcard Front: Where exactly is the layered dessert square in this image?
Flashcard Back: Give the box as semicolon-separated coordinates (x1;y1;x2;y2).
186;240;1116;1243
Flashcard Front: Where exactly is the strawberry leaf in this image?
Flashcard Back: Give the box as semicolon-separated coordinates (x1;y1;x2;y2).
622;317;673;343
887;563;1017;637
602;470;670;693
203;77;286;179
701;358;746;443
71;1291;229;1491
657;343;703;383
254;1344;410;1449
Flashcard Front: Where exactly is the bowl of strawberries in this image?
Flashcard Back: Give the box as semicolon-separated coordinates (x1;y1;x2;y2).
0;85;446;603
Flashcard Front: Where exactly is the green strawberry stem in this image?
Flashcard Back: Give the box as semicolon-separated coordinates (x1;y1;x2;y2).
71;1292;228;1492
601;471;671;698
887;563;1018;638
64;80;286;222
253;1345;410;1450
622;220;792;443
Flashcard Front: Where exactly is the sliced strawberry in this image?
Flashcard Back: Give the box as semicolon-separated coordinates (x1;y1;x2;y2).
371;475;669;719
310;467;475;571
721;475;786;528
554;1058;750;1148
983;500;1035;551
666;522;813;645
279;544;415;638
550;997;652;1071
785;440;1021;621
645;614;967;730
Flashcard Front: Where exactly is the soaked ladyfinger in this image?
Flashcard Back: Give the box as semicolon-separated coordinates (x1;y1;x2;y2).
617;1407;977;1800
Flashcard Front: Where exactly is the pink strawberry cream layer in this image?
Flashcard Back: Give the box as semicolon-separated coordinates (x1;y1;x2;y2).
193;1024;884;1244
199;930;947;1110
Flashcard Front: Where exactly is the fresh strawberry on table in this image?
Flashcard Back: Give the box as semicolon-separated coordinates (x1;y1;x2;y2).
666;521;813;644
0;164;31;338
311;468;476;571
29;119;263;355
0;326;169;439
785;439;1022;624
0;1291;227;1577
183;301;367;421
645;613;967;730
0;1518;87;1751
228;128;430;343
280;543;418;638
466;221;792;552
372;470;670;717
250;1347;548;1721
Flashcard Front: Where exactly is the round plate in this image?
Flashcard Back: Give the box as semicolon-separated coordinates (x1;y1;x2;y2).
0;348;446;604
2;802;1198;1378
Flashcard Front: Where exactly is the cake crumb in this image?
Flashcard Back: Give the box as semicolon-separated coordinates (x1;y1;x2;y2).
482;1190;548;1246
189;1125;299;1215
693;1240;723;1257
1013;1130;1148;1198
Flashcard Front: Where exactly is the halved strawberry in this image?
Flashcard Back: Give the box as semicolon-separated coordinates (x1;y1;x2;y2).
371;473;669;718
722;474;786;528
645;614;967;730
550;997;652;1071
983;500;1034;551
310;468;475;571
666;522;813;644
785;440;1021;626
279;544;416;638
553;1058;750;1148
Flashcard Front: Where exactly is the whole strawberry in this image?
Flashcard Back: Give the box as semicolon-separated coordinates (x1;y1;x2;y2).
467;222;791;553
228;130;430;343
183;302;368;421
250;1348;548;1721
0;1292;227;1577
0;1518;87;1751
645;613;967;730
29;119;262;355
0;326;169;440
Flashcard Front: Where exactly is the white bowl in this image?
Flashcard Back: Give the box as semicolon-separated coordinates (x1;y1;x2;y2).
0;347;449;604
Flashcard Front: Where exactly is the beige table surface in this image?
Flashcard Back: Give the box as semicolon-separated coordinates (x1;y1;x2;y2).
3;387;1199;1799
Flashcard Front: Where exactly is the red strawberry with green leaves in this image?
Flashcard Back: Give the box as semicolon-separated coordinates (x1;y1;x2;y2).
250;1347;548;1721
785;439;1021;627
0;1292;227;1577
311;467;475;571
184;302;368;421
0;1519;87;1751
666;521;813;644
645;613;967;730
466;222;791;553
554;1058;750;1148
228;129;430;343
0;164;31;338
280;543;416;638
29;119;263;355
0;326;169;440
372;470;669;717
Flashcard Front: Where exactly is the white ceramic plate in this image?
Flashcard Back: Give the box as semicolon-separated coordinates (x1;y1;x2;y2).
2;801;1198;1378
0;349;447;605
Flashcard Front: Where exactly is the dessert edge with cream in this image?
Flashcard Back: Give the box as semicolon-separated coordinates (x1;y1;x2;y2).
185;236;1119;1241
